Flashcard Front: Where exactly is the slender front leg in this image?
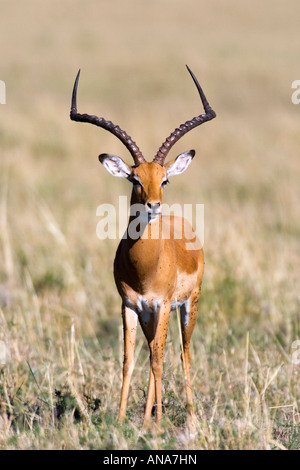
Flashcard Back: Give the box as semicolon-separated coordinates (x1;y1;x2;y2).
139;301;171;428
151;301;171;426
138;311;155;428
180;288;200;429
118;303;137;421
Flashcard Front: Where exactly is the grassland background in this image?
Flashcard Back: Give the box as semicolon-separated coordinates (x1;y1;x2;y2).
0;0;300;450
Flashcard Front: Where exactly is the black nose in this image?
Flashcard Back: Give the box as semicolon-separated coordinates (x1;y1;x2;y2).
147;202;160;210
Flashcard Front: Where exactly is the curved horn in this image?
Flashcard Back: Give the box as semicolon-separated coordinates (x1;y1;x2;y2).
70;70;146;166
153;65;216;166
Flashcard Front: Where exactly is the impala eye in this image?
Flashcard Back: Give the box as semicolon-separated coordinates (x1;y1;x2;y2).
131;177;142;187
161;179;169;188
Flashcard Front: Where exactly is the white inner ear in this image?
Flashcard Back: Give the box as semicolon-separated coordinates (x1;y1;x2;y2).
101;154;131;178
166;150;195;178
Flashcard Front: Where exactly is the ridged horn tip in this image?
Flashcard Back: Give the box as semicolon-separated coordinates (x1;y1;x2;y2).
71;69;81;116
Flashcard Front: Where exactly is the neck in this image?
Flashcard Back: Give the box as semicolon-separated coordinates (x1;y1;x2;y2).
118;191;164;293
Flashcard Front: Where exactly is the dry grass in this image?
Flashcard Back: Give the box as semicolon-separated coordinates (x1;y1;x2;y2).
0;0;300;449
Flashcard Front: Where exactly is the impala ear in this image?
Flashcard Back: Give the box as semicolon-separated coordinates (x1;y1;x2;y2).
99;153;131;178
165;150;195;178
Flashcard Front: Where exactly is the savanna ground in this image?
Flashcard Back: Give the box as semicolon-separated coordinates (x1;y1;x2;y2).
0;0;300;450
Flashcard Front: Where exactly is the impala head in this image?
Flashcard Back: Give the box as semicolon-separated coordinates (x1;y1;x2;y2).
70;65;216;217
98;151;195;217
